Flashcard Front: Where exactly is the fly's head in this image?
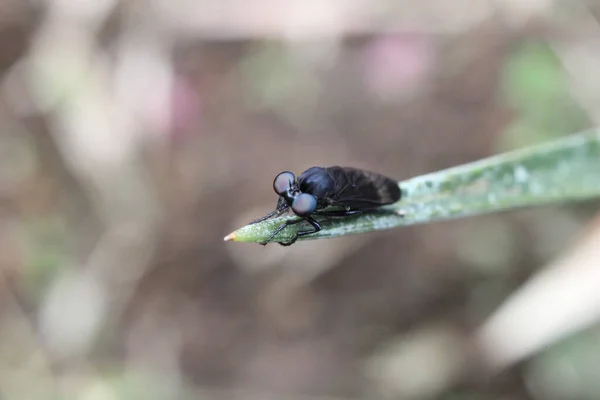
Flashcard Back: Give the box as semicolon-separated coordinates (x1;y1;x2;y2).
273;171;317;217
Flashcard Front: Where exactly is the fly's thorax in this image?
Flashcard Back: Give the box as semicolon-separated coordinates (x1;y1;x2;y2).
298;167;335;200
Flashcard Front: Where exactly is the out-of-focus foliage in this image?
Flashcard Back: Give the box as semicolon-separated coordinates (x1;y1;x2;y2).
500;41;590;149
526;325;600;400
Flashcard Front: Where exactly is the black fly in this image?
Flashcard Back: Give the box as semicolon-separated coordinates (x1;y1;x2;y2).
250;166;402;246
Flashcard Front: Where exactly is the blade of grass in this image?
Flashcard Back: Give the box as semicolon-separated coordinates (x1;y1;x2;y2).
225;129;600;244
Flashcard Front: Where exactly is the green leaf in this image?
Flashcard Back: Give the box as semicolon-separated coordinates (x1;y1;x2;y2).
225;129;600;245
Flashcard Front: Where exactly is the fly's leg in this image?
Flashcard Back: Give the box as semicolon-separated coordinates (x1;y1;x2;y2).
249;209;281;225
250;198;288;224
279;216;321;246
261;210;359;246
277;210;359;246
314;209;362;218
259;217;306;246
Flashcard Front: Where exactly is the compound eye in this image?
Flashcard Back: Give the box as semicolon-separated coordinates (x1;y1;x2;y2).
273;171;295;195
292;193;317;216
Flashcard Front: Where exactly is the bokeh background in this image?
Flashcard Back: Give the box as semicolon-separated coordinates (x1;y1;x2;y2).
2;1;600;399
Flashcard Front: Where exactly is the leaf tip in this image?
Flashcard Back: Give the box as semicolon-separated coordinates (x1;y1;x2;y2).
223;232;236;242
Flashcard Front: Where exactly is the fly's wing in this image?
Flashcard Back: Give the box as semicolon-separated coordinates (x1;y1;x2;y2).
324;166;401;209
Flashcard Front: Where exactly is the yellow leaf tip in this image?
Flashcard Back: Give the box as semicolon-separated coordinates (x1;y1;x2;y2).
223;232;236;242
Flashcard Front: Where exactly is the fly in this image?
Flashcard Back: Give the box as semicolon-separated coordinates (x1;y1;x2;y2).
249;166;402;246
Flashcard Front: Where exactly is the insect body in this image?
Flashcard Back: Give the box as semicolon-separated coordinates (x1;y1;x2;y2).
250;166;401;246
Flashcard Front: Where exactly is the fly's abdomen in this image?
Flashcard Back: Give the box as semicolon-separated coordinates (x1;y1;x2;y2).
325;166;401;208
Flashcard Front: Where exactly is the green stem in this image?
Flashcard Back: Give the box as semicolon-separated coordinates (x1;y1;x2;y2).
225;129;600;244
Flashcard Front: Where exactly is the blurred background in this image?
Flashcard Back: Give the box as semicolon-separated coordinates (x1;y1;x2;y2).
2;0;600;399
